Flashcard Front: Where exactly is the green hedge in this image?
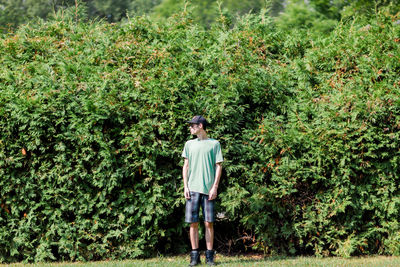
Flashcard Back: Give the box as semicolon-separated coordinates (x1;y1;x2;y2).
0;7;399;262
227;13;400;256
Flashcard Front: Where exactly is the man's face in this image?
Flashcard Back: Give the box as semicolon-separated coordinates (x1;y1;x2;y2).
189;123;201;135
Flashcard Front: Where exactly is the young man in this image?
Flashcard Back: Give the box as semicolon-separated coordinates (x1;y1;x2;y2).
182;115;223;266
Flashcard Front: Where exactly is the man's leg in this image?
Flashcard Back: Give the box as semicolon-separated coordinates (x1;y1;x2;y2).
190;222;199;249
202;194;216;266
186;192;201;266
186;192;200;249
204;221;214;250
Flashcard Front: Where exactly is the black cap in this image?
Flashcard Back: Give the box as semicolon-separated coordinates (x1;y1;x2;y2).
187;115;208;128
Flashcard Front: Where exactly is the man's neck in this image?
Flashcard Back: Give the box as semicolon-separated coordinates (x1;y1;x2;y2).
196;131;208;140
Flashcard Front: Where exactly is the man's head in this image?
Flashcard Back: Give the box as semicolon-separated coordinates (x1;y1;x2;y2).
187;115;208;135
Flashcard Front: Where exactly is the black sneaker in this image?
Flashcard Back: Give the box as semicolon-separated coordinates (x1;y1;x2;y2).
205;250;216;266
189;250;201;266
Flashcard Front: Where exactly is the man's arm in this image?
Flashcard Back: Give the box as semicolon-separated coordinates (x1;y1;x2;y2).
183;158;190;199
208;162;222;200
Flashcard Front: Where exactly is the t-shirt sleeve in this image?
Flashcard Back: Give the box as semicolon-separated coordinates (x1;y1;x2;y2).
182;142;189;158
215;142;223;163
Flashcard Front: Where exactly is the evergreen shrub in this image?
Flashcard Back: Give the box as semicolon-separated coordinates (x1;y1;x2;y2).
0;6;399;262
231;11;400;257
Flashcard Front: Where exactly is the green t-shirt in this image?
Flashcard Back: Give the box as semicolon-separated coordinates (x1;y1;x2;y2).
182;138;224;195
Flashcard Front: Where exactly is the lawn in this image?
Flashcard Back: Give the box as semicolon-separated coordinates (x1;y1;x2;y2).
1;255;399;267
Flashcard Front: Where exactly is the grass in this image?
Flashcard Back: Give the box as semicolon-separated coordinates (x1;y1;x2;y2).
1;255;400;267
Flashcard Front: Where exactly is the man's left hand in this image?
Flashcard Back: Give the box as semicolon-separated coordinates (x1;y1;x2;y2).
208;186;218;200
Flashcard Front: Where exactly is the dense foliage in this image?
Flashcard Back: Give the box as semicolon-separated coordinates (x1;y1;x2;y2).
0;3;399;263
231;14;400;257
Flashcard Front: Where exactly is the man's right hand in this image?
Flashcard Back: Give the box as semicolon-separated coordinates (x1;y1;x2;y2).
184;187;191;200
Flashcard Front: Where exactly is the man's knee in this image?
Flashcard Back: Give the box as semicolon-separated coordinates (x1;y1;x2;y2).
190;222;199;229
204;221;213;229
